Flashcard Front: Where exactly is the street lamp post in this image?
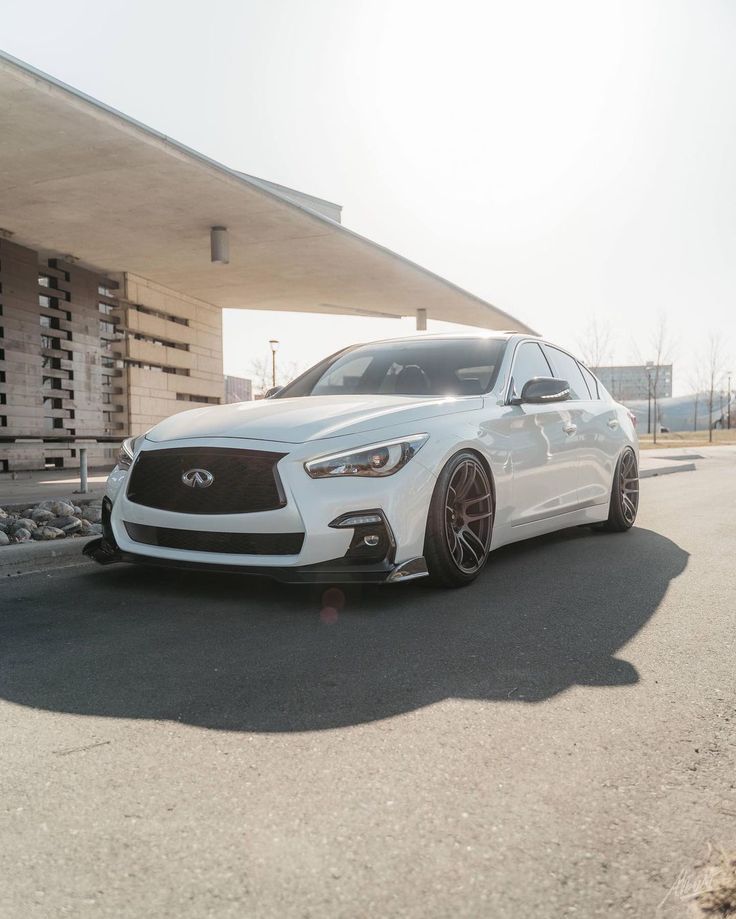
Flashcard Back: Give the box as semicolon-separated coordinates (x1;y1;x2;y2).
646;364;654;436
728;372;732;430
269;339;279;389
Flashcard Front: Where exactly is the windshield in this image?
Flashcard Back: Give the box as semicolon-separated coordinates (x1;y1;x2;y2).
277;338;508;398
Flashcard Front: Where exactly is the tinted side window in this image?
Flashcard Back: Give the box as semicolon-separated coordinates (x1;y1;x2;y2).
510;342;552;397
579;363;599;399
541;345;590;400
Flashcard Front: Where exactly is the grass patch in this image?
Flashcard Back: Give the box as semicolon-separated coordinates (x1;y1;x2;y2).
639;430;736;450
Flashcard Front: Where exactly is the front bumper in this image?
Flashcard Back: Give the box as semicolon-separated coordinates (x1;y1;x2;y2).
94;436;437;583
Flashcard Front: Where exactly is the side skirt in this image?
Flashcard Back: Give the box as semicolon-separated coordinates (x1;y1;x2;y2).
491;504;609;550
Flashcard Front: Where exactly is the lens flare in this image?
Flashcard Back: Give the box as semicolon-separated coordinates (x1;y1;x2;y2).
319;587;345;624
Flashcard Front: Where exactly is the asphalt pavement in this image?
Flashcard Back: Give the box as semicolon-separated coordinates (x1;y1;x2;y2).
1;449;735;918
0;467;108;508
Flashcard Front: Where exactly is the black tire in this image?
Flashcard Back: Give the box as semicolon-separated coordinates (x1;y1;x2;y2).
424;451;494;588
599;447;639;532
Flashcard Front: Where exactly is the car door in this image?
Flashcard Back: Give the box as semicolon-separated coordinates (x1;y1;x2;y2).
542;347;624;507
504;340;584;527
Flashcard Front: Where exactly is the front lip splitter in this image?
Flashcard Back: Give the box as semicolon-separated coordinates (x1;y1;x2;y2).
82;536;428;584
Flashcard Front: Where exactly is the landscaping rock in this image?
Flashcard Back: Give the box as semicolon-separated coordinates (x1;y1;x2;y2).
32;526;65;541
30;507;56;524
0;497;107;546
12;517;37;532
80;505;102;523
37;499;76;517
50;515;83;534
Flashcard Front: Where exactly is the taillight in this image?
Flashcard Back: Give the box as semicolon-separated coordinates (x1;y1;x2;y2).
627;410;637;428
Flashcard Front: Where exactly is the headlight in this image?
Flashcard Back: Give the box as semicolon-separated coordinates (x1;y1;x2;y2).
304;434;428;479
116;435;144;471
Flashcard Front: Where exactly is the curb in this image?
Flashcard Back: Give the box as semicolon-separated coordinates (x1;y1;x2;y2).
640;462;696;479
1;536;95;578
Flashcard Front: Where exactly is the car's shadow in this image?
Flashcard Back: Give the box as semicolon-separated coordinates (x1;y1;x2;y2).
0;526;688;732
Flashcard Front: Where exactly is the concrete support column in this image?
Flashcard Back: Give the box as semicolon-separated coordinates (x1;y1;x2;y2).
416;308;427;331
78;448;88;494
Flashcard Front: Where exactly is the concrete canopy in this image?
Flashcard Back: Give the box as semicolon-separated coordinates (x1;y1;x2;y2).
0;50;536;333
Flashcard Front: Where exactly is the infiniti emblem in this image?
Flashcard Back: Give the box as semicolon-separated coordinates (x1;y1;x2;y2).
182;468;215;489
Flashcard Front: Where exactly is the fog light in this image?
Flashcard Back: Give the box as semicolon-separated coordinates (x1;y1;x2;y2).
328;509;396;564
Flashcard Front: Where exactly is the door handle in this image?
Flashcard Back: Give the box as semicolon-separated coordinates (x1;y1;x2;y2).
607;419;619;429
563;423;577;435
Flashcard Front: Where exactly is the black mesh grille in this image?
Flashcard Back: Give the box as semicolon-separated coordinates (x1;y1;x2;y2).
124;522;304;555
126;447;287;514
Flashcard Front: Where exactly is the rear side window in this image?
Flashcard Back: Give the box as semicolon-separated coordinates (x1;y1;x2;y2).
579;363;600;399
541;345;590;400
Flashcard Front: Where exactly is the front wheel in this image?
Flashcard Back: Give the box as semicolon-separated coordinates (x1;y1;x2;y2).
599;447;639;532
424;452;494;587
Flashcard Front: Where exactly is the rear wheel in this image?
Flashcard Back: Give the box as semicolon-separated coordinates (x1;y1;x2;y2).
424;452;494;587
599;447;639;532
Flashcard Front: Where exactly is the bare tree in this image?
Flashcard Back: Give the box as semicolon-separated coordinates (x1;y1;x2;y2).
278;359;303;388
687;369;705;432
647;316;673;445
705;334;725;443
248;355;304;397
248;356;272;397
577;317;613;372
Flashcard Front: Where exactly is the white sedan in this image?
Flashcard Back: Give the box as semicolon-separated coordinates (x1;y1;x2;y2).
85;333;639;588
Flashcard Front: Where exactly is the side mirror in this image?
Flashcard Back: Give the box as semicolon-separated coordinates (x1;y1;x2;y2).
264;386;283;399
511;377;571;405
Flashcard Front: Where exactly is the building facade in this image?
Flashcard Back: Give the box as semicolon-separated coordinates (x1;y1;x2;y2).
0;238;223;471
595;364;673;402
224;375;253;404
120;274;223;436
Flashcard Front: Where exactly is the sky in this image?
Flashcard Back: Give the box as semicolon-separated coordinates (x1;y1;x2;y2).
3;0;735;394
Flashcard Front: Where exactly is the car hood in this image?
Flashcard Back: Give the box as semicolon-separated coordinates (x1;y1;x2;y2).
145;394;482;445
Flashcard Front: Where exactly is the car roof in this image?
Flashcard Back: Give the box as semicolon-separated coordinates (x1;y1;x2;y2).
348;331;535;347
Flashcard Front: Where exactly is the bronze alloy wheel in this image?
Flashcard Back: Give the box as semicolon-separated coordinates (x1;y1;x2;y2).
443;457;494;574
619;447;640;525
598;446;640;532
